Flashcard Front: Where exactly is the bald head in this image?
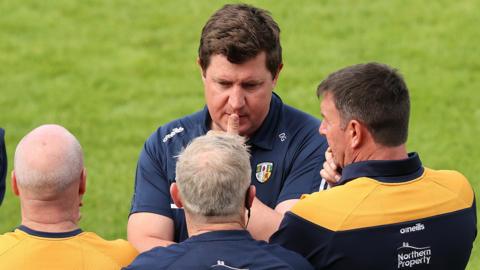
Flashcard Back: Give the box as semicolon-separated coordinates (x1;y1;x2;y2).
14;125;83;197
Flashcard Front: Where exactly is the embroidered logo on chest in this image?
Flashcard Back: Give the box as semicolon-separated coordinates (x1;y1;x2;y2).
255;162;273;183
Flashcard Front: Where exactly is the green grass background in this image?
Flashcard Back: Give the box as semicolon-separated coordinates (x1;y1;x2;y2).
1;0;478;267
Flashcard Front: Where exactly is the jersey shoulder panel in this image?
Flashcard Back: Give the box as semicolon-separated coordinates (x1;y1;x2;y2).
291;178;379;231
78;232;138;267
281;104;322;135
292;169;476;232
0;231;23;256
146;110;206;154
423;168;474;206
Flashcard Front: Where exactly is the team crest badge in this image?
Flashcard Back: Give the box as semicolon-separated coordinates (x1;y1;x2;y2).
256;162;273;183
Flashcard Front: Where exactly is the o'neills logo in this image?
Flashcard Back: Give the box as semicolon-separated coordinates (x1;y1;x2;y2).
162;127;184;143
400;223;425;234
397;242;431;269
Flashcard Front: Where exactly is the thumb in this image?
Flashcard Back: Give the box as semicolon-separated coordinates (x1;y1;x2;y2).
227;114;240;134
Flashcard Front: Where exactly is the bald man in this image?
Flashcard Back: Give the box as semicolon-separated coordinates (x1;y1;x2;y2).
0;125;137;269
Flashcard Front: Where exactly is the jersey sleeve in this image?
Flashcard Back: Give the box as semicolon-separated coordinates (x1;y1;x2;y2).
268;243;315;270
270;211;332;269
0;128;6;206
122;245;183;270
130;131;173;218
276;125;328;204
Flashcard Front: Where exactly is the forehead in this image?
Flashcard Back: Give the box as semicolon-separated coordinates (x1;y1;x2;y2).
205;52;270;79
320;92;336;111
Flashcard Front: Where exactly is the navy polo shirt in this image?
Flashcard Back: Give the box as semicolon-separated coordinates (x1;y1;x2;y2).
124;230;313;270
271;153;477;270
130;93;328;242
0;128;6;206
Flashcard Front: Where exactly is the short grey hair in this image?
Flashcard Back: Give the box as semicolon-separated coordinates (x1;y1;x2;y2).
175;132;251;217
14;125;83;194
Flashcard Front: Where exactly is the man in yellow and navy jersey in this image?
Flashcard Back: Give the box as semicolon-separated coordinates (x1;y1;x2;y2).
0;125;138;269
270;63;476;270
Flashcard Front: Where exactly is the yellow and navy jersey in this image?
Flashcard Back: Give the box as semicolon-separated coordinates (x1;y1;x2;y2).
270;153;477;270
0;225;138;270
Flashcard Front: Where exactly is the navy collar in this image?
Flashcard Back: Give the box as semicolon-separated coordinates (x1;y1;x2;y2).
18;225;83;238
185;230;253;243
201;93;283;150
339;152;424;185
248;93;282;150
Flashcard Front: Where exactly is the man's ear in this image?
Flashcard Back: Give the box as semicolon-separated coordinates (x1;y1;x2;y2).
348;120;364;149
11;171;19;196
245;185;256;209
79;168;87;195
170;182;183;208
272;64;283;87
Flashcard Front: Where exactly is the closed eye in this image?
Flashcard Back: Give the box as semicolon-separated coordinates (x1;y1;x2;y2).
217;81;233;88
241;81;263;90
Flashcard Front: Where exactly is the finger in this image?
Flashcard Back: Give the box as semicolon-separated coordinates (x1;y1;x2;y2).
323;159;337;174
321;161;335;180
227;114;239;134
320;169;337;185
325;148;334;164
324;148;341;181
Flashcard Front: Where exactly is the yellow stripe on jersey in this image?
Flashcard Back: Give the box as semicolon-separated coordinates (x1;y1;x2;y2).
0;229;138;270
291;168;474;231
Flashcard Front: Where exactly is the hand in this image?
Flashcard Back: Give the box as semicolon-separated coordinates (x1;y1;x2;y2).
320;147;341;186
227;114;239;134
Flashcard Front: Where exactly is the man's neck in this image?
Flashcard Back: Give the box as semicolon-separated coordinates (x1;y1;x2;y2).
20;198;80;233
188;221;245;237
351;144;408;164
21;220;79;233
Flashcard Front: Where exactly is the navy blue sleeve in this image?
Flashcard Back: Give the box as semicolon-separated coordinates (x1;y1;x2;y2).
123;246;182;270
130;130;173;218
276;124;328;204
270;212;334;269
268;244;315;270
0;128;6;206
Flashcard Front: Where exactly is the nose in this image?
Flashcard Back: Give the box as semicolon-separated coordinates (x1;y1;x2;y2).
228;87;246;111
319;121;326;135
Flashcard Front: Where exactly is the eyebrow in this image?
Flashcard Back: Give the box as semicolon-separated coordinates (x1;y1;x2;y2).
212;77;263;84
212;77;231;83
241;80;264;87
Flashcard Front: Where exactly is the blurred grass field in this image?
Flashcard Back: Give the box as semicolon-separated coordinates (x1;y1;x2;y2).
1;0;479;267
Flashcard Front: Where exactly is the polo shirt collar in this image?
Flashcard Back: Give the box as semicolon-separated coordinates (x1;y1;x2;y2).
202;93;283;150
186;230;252;243
18;225;83;238
248;93;282;150
339;152;424;185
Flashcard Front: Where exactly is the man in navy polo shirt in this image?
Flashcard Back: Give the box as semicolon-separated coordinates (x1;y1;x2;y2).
125;132;313;270
270;63;477;269
0;128;6;205
128;3;328;252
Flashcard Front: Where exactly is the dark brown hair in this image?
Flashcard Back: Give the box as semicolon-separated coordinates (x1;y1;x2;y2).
198;4;282;78
317;62;410;146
